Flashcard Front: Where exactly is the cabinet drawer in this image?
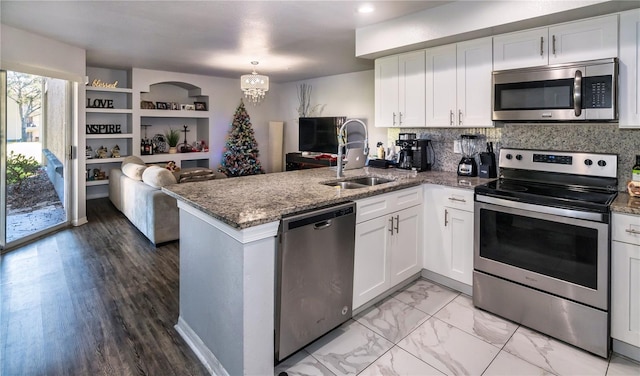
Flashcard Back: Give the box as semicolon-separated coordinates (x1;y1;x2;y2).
355;187;422;223
613;213;640;246
425;184;474;212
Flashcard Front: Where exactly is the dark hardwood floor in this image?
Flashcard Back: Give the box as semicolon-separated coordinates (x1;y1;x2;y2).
1;198;209;376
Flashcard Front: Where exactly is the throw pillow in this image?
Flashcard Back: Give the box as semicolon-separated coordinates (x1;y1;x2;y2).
121;155;146;168
121;163;147;181
142;166;177;188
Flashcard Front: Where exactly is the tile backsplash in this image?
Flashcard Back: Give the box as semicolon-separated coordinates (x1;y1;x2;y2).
387;123;640;191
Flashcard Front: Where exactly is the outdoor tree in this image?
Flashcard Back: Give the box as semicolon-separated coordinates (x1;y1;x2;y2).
7;71;43;141
219;100;264;177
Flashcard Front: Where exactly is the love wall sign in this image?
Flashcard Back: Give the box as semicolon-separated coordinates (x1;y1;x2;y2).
87;97;115;109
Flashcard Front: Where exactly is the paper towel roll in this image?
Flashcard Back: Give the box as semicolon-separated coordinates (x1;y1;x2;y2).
268;121;284;173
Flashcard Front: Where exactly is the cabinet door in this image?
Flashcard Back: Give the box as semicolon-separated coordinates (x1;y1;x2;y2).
443;207;474;286
548;15;618;65
398;50;426;128
425;44;457;127
375;56;399;127
353;216;391;309
423;185;447;275
619;9;640;128
611;241;640;347
390;205;422;286
493;28;548;70
456;37;493;128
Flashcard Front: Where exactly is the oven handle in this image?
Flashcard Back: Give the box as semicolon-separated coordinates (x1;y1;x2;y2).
475;194;606;223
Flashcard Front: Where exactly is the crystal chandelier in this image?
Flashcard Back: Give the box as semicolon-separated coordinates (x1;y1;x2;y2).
241;61;269;105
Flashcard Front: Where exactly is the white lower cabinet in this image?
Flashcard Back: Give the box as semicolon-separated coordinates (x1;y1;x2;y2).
611;213;640;349
353;188;423;309
423;184;474;287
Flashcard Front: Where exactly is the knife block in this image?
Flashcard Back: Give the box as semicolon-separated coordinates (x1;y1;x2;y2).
479;152;497;178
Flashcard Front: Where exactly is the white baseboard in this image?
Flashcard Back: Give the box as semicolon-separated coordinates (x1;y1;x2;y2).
421;270;472;296
613;339;640;363
175;316;229;376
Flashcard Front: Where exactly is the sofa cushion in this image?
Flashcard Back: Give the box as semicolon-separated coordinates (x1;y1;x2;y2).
121;155;146;168
122;162;147;181
173;167;226;183
142;166;177;188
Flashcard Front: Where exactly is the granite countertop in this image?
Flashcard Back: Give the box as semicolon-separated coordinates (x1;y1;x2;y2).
163;167;494;229
611;192;640;215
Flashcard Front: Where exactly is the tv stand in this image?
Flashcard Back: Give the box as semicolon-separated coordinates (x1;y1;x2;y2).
286;152;337;171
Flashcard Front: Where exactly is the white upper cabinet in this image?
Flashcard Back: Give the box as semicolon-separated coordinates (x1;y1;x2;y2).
619;9;640;128
375;50;426;127
426;37;493;128
493;15;618;71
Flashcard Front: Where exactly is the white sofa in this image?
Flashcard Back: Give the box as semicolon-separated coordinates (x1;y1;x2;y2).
109;156;224;245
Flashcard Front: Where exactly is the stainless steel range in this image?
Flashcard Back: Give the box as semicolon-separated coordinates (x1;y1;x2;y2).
473;148;618;358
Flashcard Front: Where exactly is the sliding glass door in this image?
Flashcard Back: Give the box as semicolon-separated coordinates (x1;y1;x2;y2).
1;70;72;251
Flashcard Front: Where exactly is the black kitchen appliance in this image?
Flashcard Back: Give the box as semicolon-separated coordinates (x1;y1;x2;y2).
395;136;434;172
478;142;497;178
457;134;479;177
473;148;618;357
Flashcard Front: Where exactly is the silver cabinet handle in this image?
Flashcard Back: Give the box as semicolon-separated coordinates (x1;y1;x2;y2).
399;112;403;126
574;70;582;117
626;228;640;235
458;110;463;126
540;36;544;56
389;217;394;235
395;215;400;234
392;112;396;126
552;35;556;55
448;197;466;203
449;110;454;126
444;209;449;227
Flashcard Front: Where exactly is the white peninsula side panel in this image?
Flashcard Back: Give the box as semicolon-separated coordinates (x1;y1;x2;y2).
174;201;279;376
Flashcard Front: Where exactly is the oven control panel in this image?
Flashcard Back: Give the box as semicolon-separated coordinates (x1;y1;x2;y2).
500;148;617;178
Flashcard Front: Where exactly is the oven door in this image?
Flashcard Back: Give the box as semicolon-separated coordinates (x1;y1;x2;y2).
474;197;609;310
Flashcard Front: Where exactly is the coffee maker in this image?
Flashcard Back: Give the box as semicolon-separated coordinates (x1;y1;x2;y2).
395;133;435;171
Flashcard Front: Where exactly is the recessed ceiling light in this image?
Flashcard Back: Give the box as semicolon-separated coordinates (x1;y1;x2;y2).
358;4;375;13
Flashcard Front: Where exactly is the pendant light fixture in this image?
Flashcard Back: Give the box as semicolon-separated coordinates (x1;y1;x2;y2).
240;61;269;105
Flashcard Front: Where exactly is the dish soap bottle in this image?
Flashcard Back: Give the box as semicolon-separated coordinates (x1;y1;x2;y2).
633;155;640;182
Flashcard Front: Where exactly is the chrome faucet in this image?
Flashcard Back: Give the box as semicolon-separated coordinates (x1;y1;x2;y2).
337;118;369;178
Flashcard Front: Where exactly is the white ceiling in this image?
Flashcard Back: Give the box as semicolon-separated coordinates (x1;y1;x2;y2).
1;1;451;83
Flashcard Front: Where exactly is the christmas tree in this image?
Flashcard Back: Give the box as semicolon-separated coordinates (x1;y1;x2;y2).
219;100;264;177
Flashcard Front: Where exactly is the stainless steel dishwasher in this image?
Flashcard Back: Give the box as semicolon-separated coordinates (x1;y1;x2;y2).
275;202;356;362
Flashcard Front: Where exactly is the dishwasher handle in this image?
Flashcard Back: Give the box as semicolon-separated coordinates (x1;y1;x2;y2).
314;220;332;230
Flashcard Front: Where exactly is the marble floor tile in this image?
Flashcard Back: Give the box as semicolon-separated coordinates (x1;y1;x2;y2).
504;326;609;376
434;294;519;347
392;279;459;316
483;351;554;376
305;319;394;376
398;316;500;375
355;296;430;343
606;354;640;375
359;346;444;376
275;349;336;376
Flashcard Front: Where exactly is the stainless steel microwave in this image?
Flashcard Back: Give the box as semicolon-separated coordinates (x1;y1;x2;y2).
492;58;617;122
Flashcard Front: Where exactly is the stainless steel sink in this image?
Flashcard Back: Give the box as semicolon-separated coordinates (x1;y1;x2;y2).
322;176;395;189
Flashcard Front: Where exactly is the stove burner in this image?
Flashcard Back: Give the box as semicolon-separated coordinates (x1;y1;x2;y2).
498;183;528;192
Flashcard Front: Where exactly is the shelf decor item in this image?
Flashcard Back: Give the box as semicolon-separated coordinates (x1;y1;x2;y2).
165;128;181;154
194;101;207;111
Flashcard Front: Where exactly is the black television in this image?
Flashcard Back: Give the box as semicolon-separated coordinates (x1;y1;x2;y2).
298;116;346;154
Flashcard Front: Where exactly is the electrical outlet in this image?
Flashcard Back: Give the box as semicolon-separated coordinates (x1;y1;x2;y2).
454;140;462;154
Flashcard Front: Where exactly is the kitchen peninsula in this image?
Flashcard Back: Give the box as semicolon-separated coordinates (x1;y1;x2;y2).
162;167;491;375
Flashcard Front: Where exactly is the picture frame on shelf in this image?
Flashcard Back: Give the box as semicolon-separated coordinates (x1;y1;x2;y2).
156;102;169;110
171;102;180;110
141;100;156;109
181;104;195;111
194;102;207;111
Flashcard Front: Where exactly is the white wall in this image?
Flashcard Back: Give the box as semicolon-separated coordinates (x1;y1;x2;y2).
275;70;386;162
